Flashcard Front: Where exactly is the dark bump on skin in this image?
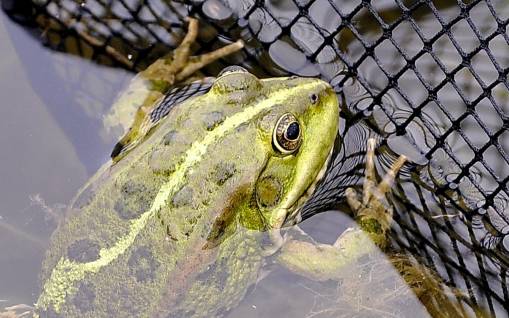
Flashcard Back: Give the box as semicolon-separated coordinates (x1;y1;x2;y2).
196;259;229;291
212;162;236;185
163;130;178;145
195;264;216;283
214;267;230;291
72;282;96;313
120;286;140;315
128;246;160;283
172;186;194;208
120;180;146;196
148;148;177;174
203;111;224;130
113;201;134;220
256;176;282;208
67;239;100;263
114;181;154;219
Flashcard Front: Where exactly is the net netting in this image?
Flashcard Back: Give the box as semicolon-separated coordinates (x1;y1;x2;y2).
3;0;509;316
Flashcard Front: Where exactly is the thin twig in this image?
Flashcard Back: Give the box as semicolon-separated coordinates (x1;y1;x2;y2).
0;221;46;250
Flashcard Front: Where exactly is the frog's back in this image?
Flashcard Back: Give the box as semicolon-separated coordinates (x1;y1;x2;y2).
37;79;268;318
36;70;338;317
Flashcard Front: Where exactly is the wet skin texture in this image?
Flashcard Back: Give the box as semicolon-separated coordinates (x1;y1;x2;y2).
35;69;340;317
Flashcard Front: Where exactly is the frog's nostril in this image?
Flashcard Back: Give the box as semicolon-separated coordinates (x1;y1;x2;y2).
310;93;318;104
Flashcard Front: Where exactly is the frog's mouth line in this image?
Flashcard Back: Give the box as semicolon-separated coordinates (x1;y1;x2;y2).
283;146;334;226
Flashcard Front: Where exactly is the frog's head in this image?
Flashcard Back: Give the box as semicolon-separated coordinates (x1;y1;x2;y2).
211;67;339;230
254;76;339;229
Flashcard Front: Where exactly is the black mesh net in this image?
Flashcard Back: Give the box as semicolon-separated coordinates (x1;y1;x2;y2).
3;0;509;316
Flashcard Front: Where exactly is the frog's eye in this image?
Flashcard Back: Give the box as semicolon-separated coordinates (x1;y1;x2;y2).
273;113;302;154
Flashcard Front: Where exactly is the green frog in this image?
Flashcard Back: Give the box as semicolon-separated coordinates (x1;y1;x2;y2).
34;19;409;318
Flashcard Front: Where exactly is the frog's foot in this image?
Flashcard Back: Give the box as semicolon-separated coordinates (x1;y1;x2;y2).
145;17;244;85
275;139;405;281
344;138;406;248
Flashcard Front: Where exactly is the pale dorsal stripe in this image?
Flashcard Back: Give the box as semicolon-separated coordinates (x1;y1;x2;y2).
36;80;322;313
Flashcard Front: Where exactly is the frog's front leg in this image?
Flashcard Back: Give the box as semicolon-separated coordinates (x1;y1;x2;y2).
276;138;406;281
122;17;244;140
110;17;243;160
144;17;244;85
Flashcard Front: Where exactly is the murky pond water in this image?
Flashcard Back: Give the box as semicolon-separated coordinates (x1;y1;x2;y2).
0;10;90;304
1;0;509;317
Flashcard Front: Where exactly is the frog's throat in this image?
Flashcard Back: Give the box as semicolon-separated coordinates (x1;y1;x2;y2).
35;80;328;314
281;145;334;227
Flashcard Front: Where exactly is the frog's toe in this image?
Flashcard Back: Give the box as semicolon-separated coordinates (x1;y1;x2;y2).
377;154;407;196
361;138;377;205
348;139;407;239
172;17;199;68
345;187;361;211
173;17;244;82
175;40;244;82
360;138;407;205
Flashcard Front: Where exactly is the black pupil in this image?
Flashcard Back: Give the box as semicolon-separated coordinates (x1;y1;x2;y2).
286;122;300;140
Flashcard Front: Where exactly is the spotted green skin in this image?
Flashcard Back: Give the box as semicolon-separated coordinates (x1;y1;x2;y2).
35;71;339;318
